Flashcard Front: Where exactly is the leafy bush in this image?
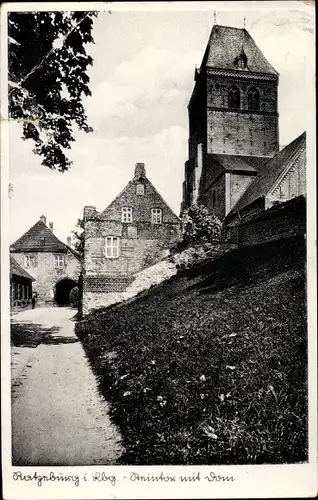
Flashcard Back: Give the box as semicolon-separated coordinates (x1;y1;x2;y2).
69;286;79;307
179;204;222;250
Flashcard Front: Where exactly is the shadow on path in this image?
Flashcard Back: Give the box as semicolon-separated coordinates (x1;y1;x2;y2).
11;322;78;348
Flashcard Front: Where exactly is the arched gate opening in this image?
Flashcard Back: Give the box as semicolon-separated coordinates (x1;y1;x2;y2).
54;278;77;306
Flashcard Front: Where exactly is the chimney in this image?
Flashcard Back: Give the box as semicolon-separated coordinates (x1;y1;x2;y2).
83;205;96;222
134;162;146;179
67;236;72;246
40;215;46;225
49;222;54;232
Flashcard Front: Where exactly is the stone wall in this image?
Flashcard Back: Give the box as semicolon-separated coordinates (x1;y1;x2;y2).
206;74;278;157
206;76;277;112
230;173;256;210
207;110;278;157
84;219;180;277
202;174;226;220
237;196;306;246
11;250;81;305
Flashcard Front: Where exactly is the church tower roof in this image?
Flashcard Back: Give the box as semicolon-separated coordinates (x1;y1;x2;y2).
201;25;278;75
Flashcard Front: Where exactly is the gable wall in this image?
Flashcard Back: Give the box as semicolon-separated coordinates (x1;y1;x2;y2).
11;250;81;304
266;148;306;208
102;178;179;224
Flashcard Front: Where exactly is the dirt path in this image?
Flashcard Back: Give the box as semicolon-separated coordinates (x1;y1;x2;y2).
11;307;124;466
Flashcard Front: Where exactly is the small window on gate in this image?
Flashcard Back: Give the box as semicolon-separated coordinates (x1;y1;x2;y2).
105;236;120;259
25;254;37;268
54;254;65;268
151;208;162;224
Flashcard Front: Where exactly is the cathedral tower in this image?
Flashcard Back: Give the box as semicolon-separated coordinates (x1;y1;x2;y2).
182;24;279;219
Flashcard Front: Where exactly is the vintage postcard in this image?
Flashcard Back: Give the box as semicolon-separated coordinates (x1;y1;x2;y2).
1;1;317;499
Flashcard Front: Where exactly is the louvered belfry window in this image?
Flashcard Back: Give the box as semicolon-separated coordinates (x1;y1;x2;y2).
248;88;260;110
228;86;240;109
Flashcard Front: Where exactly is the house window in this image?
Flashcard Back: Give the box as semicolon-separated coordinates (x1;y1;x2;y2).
122;207;133;223
228;86;240;109
54;254;65;268
25;254;37;268
136;184;145;196
248;88;260;110
105;236;120;258
151;208;162;224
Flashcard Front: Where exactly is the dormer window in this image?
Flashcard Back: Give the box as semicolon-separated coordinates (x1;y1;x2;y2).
228;86;240;109
248;87;260;110
234;48;248;70
122;207;133;223
237;58;245;69
136;183;145;196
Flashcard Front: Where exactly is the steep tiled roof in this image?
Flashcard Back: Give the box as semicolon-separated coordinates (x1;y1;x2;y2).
10;220;81;260
210;154;269;173
10;255;35;281
202;25;278;75
227;132;306;216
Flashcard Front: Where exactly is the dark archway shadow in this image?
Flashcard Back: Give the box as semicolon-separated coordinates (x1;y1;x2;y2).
11;322;78;347
55;278;78;306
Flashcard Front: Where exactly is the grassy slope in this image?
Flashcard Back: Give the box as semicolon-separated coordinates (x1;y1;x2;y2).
76;235;307;465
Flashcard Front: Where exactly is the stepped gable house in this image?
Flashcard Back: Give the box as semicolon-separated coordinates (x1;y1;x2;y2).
181;24;306;226
10;215;81;306
83;162;181;312
10;255;35;310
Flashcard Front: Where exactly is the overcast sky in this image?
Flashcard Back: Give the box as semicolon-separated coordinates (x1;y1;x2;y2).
8;1;314;244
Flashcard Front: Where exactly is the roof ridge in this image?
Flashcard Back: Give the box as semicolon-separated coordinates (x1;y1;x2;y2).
227;132;306;217
10;219;81;259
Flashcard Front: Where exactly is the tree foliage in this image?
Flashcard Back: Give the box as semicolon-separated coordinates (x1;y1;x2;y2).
71;217;85;257
69;286;79;307
180;204;222;248
8;11;97;171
